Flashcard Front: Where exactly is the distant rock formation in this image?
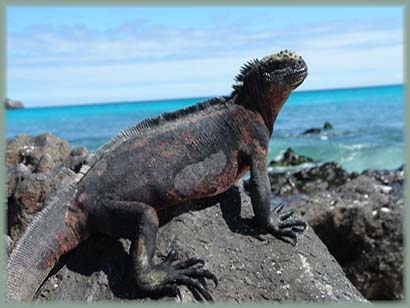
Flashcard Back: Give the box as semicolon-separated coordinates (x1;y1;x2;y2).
302;122;333;135
323;121;333;130
269;148;314;167
5;98;24;109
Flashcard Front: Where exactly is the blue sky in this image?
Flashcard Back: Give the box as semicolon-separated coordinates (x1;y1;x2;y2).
7;6;403;107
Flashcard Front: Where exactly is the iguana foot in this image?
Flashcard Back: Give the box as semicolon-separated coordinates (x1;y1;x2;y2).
136;249;218;302
265;203;306;245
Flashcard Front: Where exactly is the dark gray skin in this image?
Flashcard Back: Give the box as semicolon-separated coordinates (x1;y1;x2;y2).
76;50;308;301
6;50;308;302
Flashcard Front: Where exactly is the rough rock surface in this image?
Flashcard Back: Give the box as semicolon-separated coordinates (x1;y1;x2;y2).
6;134;88;243
290;170;404;300
245;150;404;300
245;161;354;196
64;147;89;173
34;188;366;303
7;166;76;244
6;133;70;169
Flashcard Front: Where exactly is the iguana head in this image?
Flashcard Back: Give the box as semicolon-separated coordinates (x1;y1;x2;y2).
233;50;308;133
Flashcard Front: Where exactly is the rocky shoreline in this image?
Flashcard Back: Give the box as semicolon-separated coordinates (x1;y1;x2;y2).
246;148;404;300
6;134;404;302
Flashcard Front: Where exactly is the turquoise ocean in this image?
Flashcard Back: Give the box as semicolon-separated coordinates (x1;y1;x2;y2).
6;84;404;173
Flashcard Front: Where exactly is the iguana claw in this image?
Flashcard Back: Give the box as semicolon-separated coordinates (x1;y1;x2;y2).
136;249;217;302
268;203;306;245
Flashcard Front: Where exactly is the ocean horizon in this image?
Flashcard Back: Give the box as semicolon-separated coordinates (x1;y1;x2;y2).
6;84;404;173
14;83;403;110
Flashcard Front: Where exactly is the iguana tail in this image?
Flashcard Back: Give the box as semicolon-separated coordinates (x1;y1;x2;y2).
6;179;89;302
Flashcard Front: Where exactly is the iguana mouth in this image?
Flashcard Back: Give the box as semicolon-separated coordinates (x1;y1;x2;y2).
287;67;308;87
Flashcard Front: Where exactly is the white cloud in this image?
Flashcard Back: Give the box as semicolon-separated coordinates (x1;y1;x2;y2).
7;16;403;106
7;56;248;105
300;29;402;49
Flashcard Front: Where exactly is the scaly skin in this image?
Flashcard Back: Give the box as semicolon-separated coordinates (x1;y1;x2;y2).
7;50;308;302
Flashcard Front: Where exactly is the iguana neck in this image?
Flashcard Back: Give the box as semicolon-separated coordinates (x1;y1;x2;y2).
235;84;291;136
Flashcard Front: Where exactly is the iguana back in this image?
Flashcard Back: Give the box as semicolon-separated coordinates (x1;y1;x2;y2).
77;99;257;209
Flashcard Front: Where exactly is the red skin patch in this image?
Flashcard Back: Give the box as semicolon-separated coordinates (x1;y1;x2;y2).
39;202;89;269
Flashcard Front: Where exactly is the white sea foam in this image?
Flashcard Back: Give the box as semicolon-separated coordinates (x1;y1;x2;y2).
338;144;370;150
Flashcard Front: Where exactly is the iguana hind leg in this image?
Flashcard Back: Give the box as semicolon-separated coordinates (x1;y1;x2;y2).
91;197;217;301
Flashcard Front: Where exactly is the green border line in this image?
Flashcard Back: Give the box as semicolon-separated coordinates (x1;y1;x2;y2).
404;0;409;304
0;0;6;304
0;1;408;308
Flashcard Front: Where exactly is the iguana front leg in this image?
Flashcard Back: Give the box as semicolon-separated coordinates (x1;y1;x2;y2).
92;198;217;301
248;156;306;244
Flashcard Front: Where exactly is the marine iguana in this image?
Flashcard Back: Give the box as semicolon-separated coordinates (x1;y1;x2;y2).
6;50;308;302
